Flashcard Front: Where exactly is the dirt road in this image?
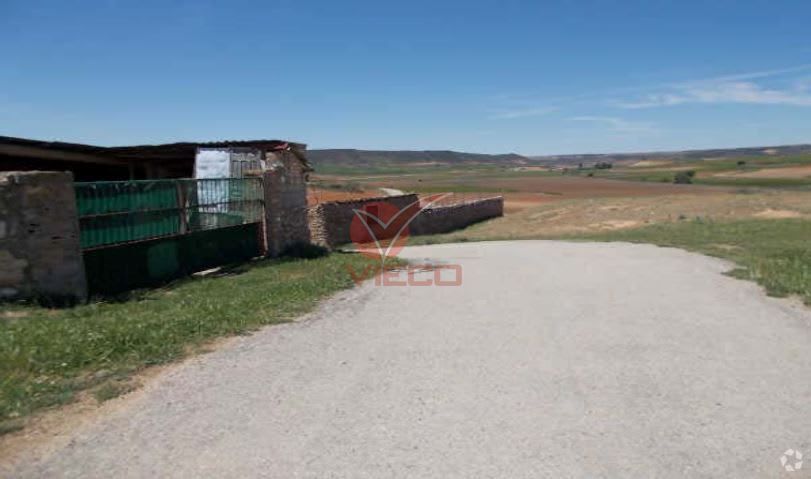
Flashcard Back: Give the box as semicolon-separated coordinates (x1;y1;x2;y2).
7;242;811;478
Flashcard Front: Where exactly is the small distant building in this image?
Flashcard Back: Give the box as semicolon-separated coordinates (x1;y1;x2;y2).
0;136;312;181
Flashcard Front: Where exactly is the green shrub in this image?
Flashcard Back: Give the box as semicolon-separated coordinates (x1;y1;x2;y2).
673;170;696;184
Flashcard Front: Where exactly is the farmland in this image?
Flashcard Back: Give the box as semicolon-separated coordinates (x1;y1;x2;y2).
313;151;811;310
310;151;811;213
569;153;811;188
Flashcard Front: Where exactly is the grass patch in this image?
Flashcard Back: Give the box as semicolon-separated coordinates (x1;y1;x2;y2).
0;419;24;435
567;219;811;303
575;154;811;187
0;253;398;430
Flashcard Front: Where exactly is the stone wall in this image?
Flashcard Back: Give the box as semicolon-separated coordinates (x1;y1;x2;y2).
307;194;503;249
0;171;87;303
263;150;311;257
410;197;504;236
308;194;419;249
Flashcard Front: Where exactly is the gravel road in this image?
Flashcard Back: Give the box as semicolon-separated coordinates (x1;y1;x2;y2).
7;241;811;478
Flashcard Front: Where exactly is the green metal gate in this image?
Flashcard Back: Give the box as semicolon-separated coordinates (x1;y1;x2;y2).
75;178;265;295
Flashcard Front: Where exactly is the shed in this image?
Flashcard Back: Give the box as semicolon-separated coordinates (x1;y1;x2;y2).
0;136;311;181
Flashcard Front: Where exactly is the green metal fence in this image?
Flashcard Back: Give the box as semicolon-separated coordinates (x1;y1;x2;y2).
74;177;265;295
75;178;264;249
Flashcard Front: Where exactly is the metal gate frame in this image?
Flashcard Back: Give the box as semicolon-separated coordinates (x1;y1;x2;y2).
74;177;265;295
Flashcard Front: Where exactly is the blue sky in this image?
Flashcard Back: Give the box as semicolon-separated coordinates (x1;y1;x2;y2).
2;0;810;155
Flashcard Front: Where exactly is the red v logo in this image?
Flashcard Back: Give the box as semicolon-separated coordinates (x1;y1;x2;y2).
350;194;449;259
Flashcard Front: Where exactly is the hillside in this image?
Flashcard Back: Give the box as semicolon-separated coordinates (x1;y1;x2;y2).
530;144;811;166
308;149;532;172
308;144;811;173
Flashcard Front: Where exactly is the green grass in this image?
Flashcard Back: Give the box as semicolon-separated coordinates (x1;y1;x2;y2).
566;154;811;188
0;253;398;429
579;169;676;183
569;219;811;304
583;168;811;188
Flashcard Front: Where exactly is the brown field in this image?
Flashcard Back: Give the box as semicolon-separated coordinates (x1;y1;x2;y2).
413;190;811;241
629;160;673;167
318;172;734;214
307;187;383;205
363;175;725;213
488;176;717;196
311;161;811;237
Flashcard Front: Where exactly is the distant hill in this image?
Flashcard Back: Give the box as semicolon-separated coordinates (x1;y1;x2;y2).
529;144;811;166
308;149;532;171
308;144;811;172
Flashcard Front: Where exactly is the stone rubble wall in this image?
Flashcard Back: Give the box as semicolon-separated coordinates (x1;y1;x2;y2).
410;197;504;236
263;151;312;257
308;194;419;249
307;194;503;249
0;171;87;303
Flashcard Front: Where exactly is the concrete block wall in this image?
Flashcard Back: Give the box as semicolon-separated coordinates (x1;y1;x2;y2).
410;197;504;236
308;194;419;249
0;171;87;303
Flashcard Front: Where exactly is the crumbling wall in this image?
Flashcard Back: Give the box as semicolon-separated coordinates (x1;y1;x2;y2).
410;197;504;236
0;171;87;303
308;194;419;249
307;194;503;249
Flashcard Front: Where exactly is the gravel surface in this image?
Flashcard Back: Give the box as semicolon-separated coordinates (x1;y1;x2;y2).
7;241;811;478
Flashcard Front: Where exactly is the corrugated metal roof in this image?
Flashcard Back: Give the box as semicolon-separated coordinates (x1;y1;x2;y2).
0;136;311;170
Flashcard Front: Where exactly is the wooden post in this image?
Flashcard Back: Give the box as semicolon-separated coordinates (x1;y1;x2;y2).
176;181;189;235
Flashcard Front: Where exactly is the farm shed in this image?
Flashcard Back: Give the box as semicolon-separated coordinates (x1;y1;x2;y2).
0;136;311;181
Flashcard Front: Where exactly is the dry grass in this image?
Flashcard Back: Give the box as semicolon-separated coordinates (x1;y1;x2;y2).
307;186;382;205
361;173;724;214
409;190;811;242
628;160;673;167
713;165;811;179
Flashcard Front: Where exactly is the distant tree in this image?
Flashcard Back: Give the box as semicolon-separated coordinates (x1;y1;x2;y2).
737;160;747;166
594;162;613;170
673;170;696;184
578;162;584;169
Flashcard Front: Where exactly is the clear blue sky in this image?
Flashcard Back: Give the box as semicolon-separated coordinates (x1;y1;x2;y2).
2;0;810;155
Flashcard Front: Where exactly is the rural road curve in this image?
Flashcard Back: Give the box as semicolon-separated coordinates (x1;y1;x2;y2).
7;241;811;478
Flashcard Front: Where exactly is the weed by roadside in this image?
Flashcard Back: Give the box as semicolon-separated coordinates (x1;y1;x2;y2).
92;381;135;403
